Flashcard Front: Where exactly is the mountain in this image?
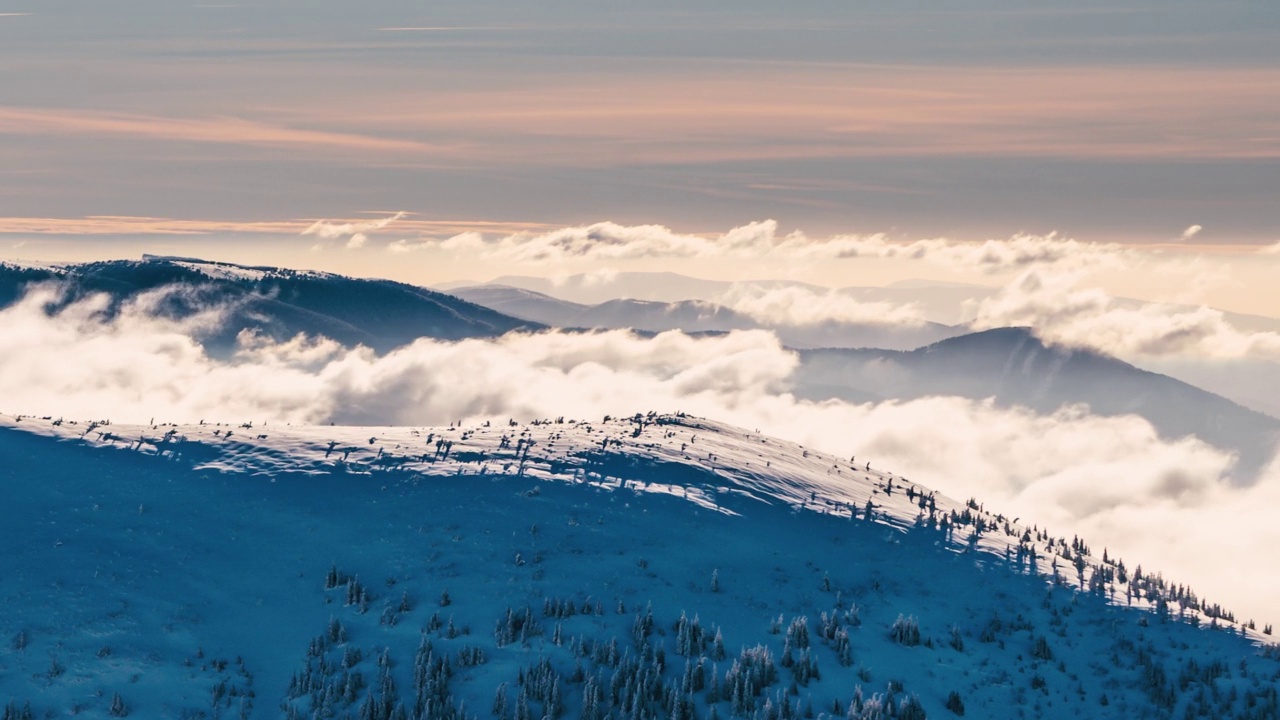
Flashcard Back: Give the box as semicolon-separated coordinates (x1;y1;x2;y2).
0;257;541;353
441;273;997;327
444;285;592;326
795;327;1280;479
437;272;772;306
1135;355;1280;421
450;285;963;351
2;411;1276;720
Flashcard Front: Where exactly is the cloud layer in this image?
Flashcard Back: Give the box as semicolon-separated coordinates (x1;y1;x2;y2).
718;285;926;327
3;284;1278;624
403;220;1128;274
972;270;1280;362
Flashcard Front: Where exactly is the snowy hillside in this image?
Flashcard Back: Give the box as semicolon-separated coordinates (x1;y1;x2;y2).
1;412;1276;720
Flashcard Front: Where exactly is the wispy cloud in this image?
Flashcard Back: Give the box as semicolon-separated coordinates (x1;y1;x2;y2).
0;215;552;237
397;219;1127;273
311;64;1280;164
302;211;406;250
0;107;441;154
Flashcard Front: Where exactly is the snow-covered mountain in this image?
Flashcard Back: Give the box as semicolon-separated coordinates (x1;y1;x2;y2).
2;412;1276;720
0;258;540;353
795;327;1280;479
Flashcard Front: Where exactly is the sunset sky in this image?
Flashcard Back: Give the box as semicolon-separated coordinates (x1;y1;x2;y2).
3;1;1279;312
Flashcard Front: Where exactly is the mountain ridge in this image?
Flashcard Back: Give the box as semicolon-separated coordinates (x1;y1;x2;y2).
2;411;1277;719
795;326;1280;479
0;257;542;353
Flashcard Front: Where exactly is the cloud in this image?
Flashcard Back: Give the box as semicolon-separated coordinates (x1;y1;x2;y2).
303;211;405;250
1180;224;1203;240
972;269;1280;361
0;216;554;237
0;107;437;154
396;220;1125;273
718;284;925;327
1259;241;1280;256
2;283;1278;623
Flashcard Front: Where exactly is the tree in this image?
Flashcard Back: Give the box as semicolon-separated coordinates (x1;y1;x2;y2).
109;693;129;718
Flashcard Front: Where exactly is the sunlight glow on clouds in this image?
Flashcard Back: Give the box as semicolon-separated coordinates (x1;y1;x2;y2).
973;270;1280;362
401;220;1127;273
303;211;407;251
718;285;926;328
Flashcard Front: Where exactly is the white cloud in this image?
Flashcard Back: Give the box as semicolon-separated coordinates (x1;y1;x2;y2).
3;283;1279;623
1180;224;1203;240
388;219;1125;273
971;269;1280;361
1259;241;1280;255
718;284;925;327
303;211;405;249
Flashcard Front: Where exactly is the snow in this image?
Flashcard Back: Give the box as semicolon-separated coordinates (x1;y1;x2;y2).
140;256;339;284
1;411;1277;719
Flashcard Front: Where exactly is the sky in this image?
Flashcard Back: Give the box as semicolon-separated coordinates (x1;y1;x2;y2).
2;0;1280;306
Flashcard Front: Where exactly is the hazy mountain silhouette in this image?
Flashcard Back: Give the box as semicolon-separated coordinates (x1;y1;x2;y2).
451;284;963;350
796;326;1280;480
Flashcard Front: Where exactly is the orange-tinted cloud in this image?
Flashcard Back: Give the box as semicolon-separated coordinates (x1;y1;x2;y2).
304;63;1280;163
0;107;443;154
0;215;554;237
6;64;1279;165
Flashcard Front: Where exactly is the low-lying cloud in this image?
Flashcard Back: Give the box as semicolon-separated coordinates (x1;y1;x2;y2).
973;269;1280;362
718;284;926;327
3;283;1279;624
398;220;1127;273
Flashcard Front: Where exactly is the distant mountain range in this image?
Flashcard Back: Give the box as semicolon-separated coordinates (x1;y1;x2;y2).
449;284;965;351
440;272;992;326
795;327;1280;480
0;257;540;352
446;274;1280;420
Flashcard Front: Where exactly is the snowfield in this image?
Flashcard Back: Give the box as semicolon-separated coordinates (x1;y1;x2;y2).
0;412;1276;720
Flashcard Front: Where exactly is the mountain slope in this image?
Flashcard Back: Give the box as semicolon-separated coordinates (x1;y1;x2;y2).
445;285;592;326
0;258;541;353
796;327;1280;478
1;412;1276;720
